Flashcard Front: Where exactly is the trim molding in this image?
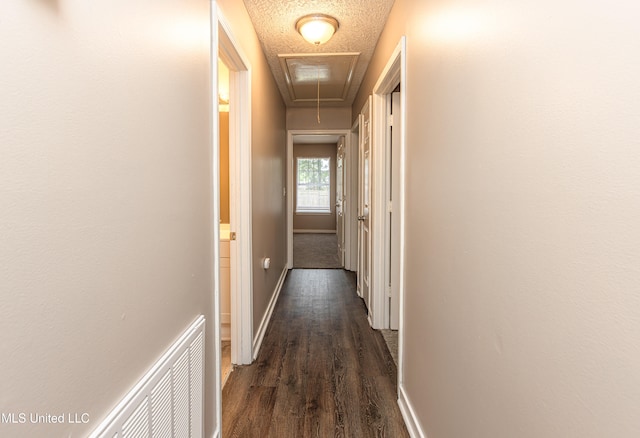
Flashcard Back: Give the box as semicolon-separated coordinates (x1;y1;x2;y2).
252;267;289;359
398;384;425;438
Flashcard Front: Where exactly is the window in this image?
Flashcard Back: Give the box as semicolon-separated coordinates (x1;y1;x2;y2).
296;157;331;213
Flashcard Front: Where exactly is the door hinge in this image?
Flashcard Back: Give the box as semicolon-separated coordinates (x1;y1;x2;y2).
387;201;393;213
230;232;237;241
386;287;392;298
388;114;394;126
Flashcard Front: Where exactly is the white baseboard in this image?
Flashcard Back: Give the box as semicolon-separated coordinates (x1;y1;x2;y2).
293;229;336;234
398;384;425;438
252;266;288;360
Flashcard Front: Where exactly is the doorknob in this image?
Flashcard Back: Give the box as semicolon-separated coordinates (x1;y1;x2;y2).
357;215;365;221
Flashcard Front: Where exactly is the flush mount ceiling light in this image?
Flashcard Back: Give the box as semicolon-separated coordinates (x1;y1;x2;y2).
296;14;339;45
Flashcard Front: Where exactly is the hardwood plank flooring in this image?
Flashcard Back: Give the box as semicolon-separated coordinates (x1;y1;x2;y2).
222;269;409;438
222;341;232;387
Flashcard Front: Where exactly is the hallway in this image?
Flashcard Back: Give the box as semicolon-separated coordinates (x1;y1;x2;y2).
4;0;640;436
222;269;408;437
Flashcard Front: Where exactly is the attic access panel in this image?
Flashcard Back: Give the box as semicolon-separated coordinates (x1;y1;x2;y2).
278;53;360;103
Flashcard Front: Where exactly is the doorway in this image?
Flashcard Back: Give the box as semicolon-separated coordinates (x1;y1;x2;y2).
286;130;353;271
217;8;253;367
213;6;254;434
367;38;406;329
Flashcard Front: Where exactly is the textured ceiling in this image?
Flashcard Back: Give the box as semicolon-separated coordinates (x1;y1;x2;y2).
243;0;396;108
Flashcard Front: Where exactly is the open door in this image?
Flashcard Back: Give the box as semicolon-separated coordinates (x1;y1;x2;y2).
388;90;401;330
336;136;346;266
357;97;372;315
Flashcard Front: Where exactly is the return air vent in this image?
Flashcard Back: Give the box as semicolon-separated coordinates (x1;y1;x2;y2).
89;316;205;438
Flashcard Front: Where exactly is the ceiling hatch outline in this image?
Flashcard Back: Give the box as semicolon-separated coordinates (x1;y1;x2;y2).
278;52;360;103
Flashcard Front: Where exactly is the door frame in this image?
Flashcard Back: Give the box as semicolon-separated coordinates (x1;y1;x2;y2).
287;129;352;269
370;36;406;375
371;37;406;328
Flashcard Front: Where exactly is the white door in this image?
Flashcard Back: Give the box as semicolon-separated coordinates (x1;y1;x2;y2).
389;91;401;330
358;97;372;313
336;137;346;266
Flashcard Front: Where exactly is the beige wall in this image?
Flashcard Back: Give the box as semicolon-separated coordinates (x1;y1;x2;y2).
217;0;287;335
0;0;216;437
360;0;640;436
352;0;407;121
293;144;337;232
287;107;352;130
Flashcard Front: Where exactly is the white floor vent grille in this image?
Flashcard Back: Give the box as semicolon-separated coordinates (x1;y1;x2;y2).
89;316;205;438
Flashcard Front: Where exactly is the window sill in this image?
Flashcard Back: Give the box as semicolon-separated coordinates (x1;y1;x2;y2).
295;210;332;215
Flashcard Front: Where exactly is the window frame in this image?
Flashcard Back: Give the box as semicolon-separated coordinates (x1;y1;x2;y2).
295;156;332;214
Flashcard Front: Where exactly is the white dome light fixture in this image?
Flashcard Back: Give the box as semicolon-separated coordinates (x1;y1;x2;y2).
296;14;339;45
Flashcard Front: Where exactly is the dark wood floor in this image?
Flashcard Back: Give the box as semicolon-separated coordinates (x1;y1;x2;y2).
222;269;409;438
